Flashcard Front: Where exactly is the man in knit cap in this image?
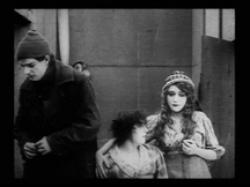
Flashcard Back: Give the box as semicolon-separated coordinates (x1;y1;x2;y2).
14;30;101;182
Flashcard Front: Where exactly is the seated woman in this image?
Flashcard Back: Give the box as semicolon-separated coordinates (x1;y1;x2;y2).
96;71;225;178
96;110;168;178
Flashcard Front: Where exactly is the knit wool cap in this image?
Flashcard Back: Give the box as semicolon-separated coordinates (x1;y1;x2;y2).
16;30;51;60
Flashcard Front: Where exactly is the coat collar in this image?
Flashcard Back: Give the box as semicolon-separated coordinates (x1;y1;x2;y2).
54;59;74;85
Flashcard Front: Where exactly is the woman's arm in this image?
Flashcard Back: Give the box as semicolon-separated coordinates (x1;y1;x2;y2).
182;139;217;161
96;138;116;156
95;138;116;178
145;114;160;142
192;111;226;159
96;138;116;172
154;147;168;178
194;148;217;161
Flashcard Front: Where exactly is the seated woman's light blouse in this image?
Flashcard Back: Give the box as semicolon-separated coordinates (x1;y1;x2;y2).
97;144;168;178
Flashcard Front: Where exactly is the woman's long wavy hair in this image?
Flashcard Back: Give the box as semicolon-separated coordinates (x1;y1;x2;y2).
154;82;197;142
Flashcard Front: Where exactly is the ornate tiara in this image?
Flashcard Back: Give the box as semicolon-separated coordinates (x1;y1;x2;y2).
162;71;195;91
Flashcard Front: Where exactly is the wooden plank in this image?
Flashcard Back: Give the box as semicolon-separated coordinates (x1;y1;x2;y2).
200;36;234;178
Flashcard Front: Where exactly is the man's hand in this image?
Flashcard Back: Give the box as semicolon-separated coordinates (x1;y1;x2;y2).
23;142;37;159
35;136;51;155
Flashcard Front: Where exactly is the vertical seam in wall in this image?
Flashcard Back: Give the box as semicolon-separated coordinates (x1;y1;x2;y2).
137;67;140;110
203;9;206;36
136;31;140;110
137;32;140;64
219;9;223;39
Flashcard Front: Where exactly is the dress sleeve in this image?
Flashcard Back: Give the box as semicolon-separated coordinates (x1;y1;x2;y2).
153;146;168;178
95;153;113;178
145;114;160;142
193;112;226;159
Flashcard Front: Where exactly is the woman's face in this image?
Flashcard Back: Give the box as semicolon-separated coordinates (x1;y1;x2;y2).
131;124;148;145
19;58;49;81
167;85;187;113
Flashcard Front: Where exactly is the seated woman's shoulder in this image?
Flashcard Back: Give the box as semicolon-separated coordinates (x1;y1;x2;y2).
143;144;163;155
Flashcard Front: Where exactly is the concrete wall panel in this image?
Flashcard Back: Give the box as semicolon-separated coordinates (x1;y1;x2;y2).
69;9;192;67
91;67;138;145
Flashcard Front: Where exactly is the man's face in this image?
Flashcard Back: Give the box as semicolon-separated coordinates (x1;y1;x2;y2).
19;58;49;81
74;64;83;72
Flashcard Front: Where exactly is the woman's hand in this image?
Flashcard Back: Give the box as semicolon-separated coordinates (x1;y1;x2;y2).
95;150;110;178
182;139;198;155
163;130;184;147
95;138;116;178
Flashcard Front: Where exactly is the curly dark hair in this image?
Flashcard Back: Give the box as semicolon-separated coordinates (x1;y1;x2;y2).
111;110;147;146
154;82;197;142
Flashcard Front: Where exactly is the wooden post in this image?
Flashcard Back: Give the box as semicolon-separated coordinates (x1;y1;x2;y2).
58;9;70;65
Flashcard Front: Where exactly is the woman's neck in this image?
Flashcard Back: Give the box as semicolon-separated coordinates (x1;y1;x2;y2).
116;139;141;168
170;111;183;120
117;139;139;154
170;112;184;131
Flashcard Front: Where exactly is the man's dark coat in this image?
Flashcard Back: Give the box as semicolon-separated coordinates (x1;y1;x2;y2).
14;57;101;180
